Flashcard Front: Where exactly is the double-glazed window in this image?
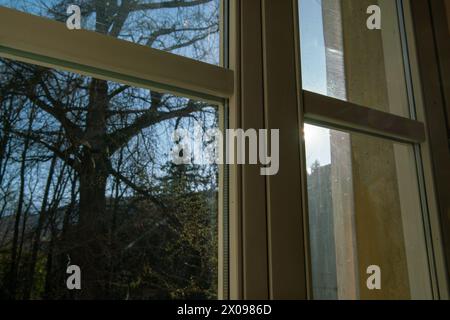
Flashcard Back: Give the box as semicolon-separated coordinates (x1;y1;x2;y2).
0;0;448;301
0;1;229;300
299;0;447;299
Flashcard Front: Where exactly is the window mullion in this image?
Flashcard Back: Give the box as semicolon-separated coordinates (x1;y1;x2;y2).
0;6;233;102
261;0;307;299
303;91;427;144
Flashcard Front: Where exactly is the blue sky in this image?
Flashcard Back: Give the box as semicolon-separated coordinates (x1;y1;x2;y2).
299;0;332;170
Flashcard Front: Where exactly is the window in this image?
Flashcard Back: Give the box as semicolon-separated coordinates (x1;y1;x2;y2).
0;0;221;65
1;0;448;301
0;0;229;300
0;57;221;300
220;0;447;300
299;0;411;118
305;124;432;299
298;0;446;299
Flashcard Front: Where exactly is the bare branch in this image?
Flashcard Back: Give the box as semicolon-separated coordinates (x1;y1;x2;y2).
107;100;205;154
10;130;79;171
26;93;84;144
133;0;212;11
107;163;166;211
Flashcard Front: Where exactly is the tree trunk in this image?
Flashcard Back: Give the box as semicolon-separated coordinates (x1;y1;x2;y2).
54;173;78;300
6;109;35;299
43;217;56;300
76;156;109;299
23;151;58;299
0;116;11;186
16;201;31;283
75;78;110;299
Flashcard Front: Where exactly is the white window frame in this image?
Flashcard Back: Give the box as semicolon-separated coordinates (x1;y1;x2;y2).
1;0;448;300
0;3;233;300
228;0;449;300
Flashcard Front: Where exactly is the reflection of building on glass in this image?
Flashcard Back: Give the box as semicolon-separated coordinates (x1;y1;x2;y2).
302;0;433;300
307;162;337;299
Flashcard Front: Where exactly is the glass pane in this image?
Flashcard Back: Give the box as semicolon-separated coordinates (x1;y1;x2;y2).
0;0;221;65
299;0;411;117
0;57;220;300
305;124;433;300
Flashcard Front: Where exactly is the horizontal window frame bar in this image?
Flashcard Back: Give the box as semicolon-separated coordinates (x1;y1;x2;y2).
0;45;226;105
303;90;426;144
0;6;233;103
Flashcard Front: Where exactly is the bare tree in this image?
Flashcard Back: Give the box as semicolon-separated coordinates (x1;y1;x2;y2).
0;0;219;299
6;105;36;297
